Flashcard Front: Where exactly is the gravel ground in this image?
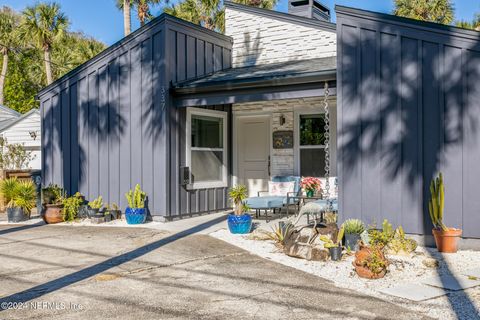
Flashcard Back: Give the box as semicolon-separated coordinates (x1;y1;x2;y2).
210;228;480;320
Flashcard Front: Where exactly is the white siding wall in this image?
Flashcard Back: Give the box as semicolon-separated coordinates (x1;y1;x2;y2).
225;7;336;67
1;111;41;170
0;108;19;123
233;97;336;177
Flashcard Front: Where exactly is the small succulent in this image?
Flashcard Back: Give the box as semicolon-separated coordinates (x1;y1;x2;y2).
343;219;365;235
320;225;345;248
88;196;103;209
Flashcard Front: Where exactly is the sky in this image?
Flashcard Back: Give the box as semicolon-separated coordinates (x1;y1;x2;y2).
2;0;479;45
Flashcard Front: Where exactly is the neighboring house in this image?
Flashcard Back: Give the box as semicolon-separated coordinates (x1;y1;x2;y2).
0;107;41;170
37;1;480;239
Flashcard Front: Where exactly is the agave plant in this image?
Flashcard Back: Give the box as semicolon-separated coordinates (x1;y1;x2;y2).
0;177;20;206
343;219;365;235
14;180;37;213
268;222;293;248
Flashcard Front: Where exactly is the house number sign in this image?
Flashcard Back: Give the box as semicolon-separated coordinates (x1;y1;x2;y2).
273;131;293;149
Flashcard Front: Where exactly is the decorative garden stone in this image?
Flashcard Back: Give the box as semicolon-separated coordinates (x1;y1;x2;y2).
283;223;338;261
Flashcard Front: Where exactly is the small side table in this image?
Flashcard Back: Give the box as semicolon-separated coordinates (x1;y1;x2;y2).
286;195;337;223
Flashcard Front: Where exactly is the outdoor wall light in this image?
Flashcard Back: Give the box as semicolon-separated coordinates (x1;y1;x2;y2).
29;131;38;140
280;114;286;126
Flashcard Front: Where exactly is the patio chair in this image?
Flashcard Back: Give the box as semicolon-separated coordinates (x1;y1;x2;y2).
244;176;301;222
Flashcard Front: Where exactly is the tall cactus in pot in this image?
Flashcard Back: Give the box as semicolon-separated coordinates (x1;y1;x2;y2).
428;173;447;231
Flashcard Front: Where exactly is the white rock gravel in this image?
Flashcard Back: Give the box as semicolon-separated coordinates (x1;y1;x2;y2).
210;228;480;320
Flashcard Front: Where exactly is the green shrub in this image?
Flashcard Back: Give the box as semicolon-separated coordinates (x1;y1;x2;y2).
42;184;66;205
125;184;146;208
62;195;84;221
368;219;395;247
343;219;365;235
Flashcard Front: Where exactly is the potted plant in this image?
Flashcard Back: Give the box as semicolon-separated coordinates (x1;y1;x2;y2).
75;192;89;219
106;203;121;220
343;219;365;251
125;184;147;224
1;178;36;223
42;184;66;224
429;173;462;253
88;196;103;216
62;193;84;222
227;185;252;234
353;244;389;279
320;225;344;261
300;177;321;197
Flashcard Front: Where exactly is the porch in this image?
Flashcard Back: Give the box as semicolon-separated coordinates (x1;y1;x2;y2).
172;57;337;219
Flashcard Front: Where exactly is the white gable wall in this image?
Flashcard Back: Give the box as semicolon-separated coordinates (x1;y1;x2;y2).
0;111;41;170
225;7;336;67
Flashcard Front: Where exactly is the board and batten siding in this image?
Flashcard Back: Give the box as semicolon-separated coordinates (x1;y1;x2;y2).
39;14;233;219
0;110;41;169
336;6;480;238
225;2;336;68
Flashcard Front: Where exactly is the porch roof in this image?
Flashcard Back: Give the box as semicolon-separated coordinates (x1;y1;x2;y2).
172;57;336;107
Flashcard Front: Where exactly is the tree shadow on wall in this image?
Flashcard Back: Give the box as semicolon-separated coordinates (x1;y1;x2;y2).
42;57;127;202
338;23;480;320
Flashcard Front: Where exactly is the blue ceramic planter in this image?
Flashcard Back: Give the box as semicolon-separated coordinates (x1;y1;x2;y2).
227;214;252;234
125;207;147;225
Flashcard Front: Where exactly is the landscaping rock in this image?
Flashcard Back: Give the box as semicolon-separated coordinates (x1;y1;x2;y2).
91;217;105;224
283;223;338;261
246;229;272;241
422;258;439;268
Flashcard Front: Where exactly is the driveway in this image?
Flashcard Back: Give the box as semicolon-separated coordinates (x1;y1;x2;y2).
0;223;430;319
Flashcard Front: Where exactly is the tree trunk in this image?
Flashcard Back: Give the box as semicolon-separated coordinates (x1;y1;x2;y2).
44;49;53;85
0;50;8;105
124;0;131;36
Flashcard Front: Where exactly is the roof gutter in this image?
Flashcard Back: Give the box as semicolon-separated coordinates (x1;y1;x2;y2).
172;69;337;95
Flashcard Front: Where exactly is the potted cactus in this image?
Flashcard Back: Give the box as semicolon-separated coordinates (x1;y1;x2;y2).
125;184;147;224
227;185;252;234
320;225;344;261
429;173;462;253
343;219;365;251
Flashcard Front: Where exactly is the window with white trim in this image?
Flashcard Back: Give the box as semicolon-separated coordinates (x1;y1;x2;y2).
299;114;326;177
186;108;228;189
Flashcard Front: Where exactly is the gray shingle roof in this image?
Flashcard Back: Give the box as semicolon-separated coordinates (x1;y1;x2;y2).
174;56;336;90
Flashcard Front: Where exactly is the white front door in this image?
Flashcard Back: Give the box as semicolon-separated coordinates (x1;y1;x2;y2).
236;115;270;197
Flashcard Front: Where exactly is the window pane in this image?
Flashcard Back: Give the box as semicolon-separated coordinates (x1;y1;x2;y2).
300;114;326;146
300;148;325;177
191;150;223;183
191;115;223;148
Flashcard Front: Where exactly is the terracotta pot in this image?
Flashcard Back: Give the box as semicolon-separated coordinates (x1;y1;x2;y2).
353;264;387;279
432;228;462;253
353;245;388;279
43;204;64;224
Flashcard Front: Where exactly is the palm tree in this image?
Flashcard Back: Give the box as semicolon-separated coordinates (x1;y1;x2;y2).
164;0;224;32
117;0;162;32
394;0;454;25
164;0;277;33
456;13;480;31
20;2;69;85
0;7;18;105
116;0;132;36
233;0;278;10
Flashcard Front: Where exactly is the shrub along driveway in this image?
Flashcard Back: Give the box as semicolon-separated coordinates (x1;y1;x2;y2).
0;224;430;319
